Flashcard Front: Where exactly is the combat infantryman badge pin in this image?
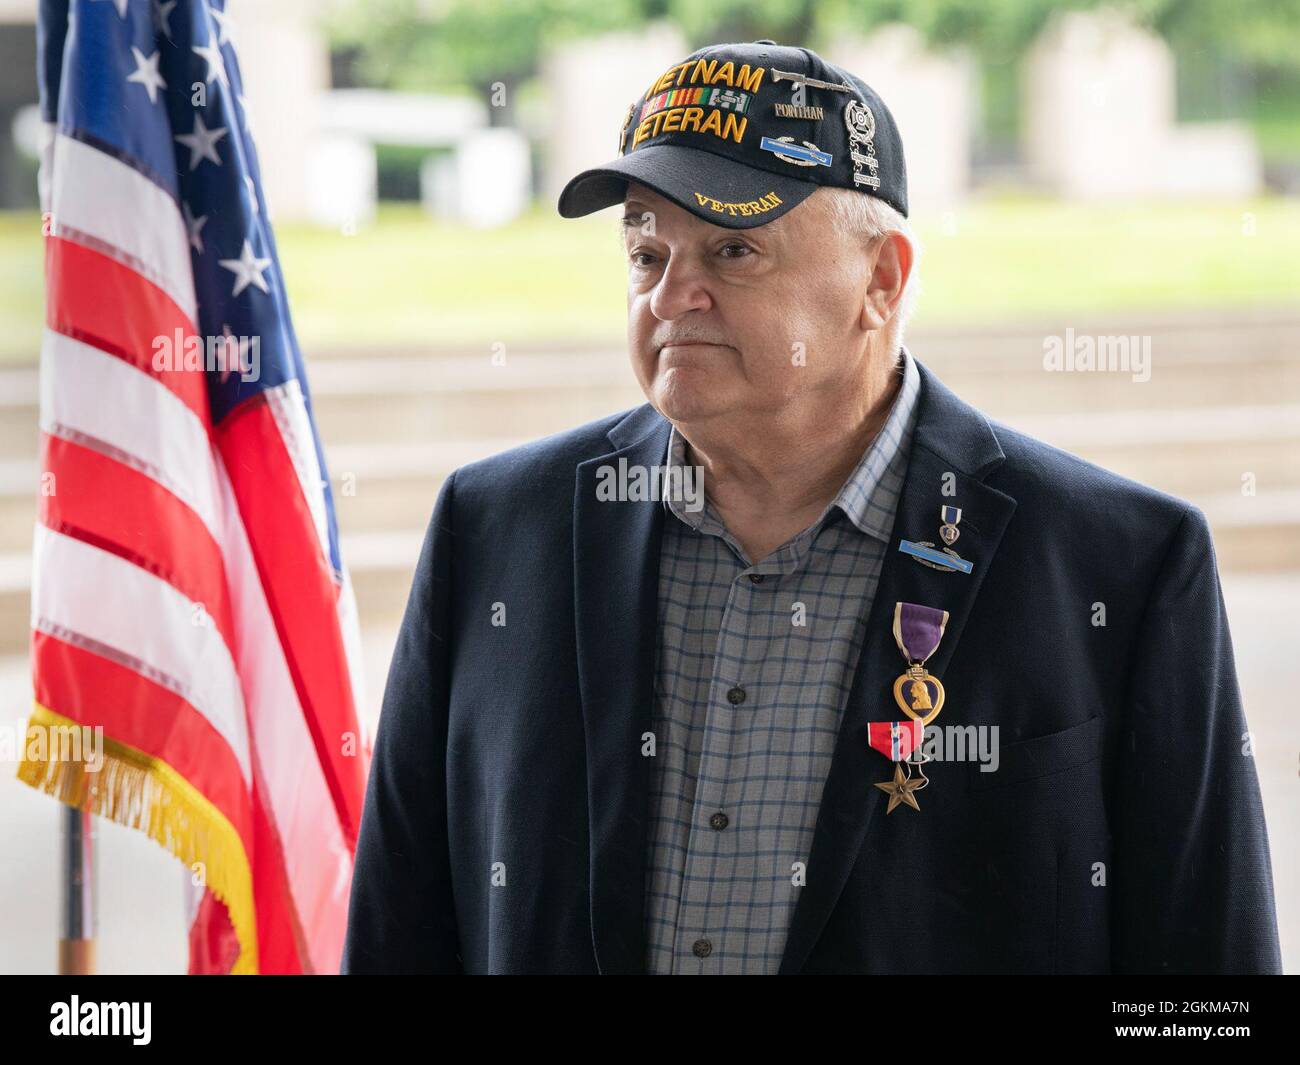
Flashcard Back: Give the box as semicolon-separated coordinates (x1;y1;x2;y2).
899;506;973;573
759;135;833;167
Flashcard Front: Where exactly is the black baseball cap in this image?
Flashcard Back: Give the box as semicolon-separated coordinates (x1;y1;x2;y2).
557;40;908;229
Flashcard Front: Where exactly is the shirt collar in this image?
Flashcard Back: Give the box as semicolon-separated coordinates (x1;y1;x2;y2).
661;345;921;543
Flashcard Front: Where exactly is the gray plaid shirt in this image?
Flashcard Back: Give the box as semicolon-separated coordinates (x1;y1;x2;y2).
643;346;922;974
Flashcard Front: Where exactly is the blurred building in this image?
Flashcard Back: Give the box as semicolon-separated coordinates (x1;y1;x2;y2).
0;3;1278;223
539;23;688;212
1024;10;1262;200
0;0;530;227
828;24;976;212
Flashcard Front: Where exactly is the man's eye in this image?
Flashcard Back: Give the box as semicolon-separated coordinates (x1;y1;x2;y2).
719;242;751;258
629;250;658;267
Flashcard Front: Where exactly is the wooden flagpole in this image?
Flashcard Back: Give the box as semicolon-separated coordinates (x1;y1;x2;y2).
58;805;95;975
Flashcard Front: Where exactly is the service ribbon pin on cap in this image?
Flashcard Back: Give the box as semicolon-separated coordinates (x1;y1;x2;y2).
558;39;908;230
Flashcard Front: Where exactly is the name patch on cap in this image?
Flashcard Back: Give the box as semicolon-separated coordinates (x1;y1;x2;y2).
773;103;824;120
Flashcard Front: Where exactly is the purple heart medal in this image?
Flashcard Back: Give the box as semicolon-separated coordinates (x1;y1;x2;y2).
873;601;950;814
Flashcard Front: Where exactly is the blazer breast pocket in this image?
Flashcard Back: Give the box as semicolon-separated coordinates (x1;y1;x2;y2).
966;715;1103;792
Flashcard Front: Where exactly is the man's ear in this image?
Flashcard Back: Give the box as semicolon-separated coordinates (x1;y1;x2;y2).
860;232;913;331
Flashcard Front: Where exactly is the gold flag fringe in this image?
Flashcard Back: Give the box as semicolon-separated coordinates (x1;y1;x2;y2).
17;701;258;974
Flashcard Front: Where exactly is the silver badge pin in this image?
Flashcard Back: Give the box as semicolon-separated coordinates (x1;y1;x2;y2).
939;505;962;546
771;69;853;93
843;99;881;189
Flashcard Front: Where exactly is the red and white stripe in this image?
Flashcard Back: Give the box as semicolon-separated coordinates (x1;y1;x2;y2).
36;125;367;974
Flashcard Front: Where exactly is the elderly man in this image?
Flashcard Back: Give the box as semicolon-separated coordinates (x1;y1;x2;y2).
341;41;1281;975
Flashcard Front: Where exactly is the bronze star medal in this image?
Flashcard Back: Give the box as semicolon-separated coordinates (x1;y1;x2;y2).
874;763;924;814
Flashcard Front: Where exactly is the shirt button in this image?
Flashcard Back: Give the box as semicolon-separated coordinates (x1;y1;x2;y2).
726;686;746;705
747;573;764;584
692;938;713;958
709;811;729;830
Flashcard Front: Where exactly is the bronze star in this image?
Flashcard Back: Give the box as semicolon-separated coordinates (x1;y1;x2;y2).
873;763;923;814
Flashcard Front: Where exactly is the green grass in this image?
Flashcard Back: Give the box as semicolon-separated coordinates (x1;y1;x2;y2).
272;203;631;350
4;195;1298;363
1250;90;1300;158
904;195;1300;324
0;212;47;364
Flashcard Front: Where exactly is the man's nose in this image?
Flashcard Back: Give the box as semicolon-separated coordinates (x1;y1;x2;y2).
648;254;713;320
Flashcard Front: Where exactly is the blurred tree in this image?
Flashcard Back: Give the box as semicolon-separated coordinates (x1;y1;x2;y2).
324;0;1300;117
1150;0;1300;73
328;0;1300;90
326;0;650;124
818;0;1300;71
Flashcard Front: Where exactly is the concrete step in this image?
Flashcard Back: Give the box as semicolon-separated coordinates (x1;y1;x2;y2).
302;349;1300;448
0;439;531;552
319;406;1300;533
0;355;648;459
3;331;1299;456
908;311;1300;368
0;461;38;552
941;358;1300;419
3;485;1298;656
3;364;1295;461
1003;404;1300;498
301;307;1300;365
5;402;1296;549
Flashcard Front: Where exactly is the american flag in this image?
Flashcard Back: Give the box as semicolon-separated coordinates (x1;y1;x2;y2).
20;0;370;974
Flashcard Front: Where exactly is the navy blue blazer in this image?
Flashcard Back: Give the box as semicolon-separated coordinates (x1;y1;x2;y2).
340;357;1282;975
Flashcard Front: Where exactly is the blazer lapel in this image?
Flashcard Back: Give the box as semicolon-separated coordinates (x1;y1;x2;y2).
573;405;671;974
778;357;1019;973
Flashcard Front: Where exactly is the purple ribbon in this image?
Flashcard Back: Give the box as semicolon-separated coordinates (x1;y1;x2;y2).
892;601;949;664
